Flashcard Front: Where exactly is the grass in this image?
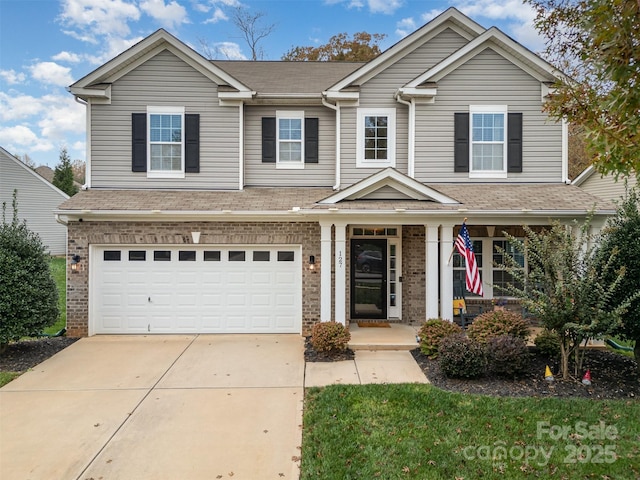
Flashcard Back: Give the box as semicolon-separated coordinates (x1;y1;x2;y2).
301;384;640;479
0;372;20;388
43;256;66;335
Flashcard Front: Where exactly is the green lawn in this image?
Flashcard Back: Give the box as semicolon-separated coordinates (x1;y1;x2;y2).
44;256;66;335
301;384;640;479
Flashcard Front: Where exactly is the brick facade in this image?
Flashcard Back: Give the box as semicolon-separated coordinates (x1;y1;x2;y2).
66;221;321;336
401;226;427;324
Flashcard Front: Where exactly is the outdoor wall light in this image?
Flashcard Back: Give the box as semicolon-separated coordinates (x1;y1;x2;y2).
70;254;81;273
309;255;316;271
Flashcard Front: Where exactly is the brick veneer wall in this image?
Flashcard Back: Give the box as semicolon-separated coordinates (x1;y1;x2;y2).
66;221;321;337
402;226;426;324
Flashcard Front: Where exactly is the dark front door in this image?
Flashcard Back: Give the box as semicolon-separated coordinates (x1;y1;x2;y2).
351;239;387;319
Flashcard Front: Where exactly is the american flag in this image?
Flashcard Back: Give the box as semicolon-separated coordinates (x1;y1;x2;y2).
455;222;484;296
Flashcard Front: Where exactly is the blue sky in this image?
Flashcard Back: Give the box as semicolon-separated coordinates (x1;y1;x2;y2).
0;0;543;168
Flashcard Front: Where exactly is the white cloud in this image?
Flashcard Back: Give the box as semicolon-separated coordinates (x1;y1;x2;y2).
58;0;141;42
140;0;190;29
396;17;416;37
0;93;45;122
38;95;86;140
0;69;26;85
421;9;444;23
29;62;74;87
193;2;211;13
84;35;144;65
214;42;247;60
368;0;403;14
203;7;228;24
52;51;82;63
0;125;54;152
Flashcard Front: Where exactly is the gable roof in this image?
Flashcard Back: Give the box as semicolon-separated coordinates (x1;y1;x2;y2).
0;147;69;200
403;27;561;91
325;8;485;96
69;29;252;101
319;168;460;204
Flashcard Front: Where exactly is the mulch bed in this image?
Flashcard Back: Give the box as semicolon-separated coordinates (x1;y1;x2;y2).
411;347;640;400
0;337;79;372
304;337;355;362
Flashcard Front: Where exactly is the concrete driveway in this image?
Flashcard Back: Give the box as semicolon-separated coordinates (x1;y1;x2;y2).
0;334;304;480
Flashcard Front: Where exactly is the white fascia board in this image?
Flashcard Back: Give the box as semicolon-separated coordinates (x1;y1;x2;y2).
68;85;111;103
325;8;484;94
406;28;562;87
218;90;255;100
572;165;596;186
70;29;251;94
323;90;360;101
397;87;437;98
54;209;317;223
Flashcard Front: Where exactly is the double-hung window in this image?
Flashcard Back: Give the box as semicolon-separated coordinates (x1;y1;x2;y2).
492;239;525;293
357;108;396;168
148;106;184;178
470;105;507;178
276;111;304;169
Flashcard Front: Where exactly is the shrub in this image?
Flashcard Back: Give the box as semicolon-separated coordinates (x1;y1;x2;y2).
438;333;486;378
467;310;530;344
0;193;58;350
310;321;351;352
534;329;561;358
486;335;530;377
418;318;462;358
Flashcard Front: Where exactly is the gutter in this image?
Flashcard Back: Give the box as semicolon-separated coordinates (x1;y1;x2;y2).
322;97;341;190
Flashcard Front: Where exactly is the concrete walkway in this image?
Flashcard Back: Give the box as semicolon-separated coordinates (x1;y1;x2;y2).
0;335;304;480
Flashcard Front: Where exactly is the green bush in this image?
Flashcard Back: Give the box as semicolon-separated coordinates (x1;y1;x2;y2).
310;321;351;352
467;310;530;344
534;329;561;358
418;318;462;358
486;334;530;377
438;333;486;379
1;193;58;349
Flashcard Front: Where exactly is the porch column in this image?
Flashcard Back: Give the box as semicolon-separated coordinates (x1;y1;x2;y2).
334;222;347;325
425;224;440;319
320;222;333;322
440;224;454;321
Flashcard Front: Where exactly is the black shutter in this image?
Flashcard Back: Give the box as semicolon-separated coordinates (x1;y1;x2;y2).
454;112;469;172
132;113;147;172
262;117;276;163
507;113;523;173
305;117;319;163
185;114;200;173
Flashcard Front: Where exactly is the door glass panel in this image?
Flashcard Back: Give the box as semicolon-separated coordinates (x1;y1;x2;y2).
351;239;386;319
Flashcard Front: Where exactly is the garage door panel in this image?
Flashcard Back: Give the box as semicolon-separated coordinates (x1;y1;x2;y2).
93;246;301;334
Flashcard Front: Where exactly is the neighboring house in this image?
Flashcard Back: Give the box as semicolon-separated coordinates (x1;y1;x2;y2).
35;165;83;192
0;147;69;255
573;165;637;203
59;8;614;337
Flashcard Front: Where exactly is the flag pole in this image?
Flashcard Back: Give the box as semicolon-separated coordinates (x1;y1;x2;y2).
446;218;467;265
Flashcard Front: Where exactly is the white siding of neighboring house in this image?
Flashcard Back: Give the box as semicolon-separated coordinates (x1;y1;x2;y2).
0;149;69;255
578;171;637;202
243;105;336;187
90;50;241;190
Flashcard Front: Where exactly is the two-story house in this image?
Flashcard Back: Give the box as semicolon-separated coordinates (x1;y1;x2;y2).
58;8;613;337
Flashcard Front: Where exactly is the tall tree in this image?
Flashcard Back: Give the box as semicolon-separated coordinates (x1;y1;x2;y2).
52;148;78;196
230;6;275;60
527;0;640;176
282;32;387;61
596;187;640;374
17;153;36;169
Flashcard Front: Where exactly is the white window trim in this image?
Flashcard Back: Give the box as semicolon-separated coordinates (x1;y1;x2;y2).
356;108;396;168
147;106;185;179
276;110;304;170
469;105;507;179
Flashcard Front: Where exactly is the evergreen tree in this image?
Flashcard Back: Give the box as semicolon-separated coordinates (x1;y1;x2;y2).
53;147;78;196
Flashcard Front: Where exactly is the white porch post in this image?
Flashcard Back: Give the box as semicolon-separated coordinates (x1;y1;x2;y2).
426;224;440;319
320;222;333;322
440;224;454;321
334;222;347;325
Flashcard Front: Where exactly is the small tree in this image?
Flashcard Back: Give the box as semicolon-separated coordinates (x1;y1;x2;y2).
0;192;59;350
596;187;640;374
495;218;632;380
52;148;78;196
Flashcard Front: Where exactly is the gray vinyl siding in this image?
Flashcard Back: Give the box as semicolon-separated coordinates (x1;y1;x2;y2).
414;48;563;183
244;106;335;187
90;50;240;189
0;150;69;255
579;172;637;202
340;28;469;187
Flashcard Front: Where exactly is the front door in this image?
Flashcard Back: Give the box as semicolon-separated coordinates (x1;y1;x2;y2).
351;239;387;319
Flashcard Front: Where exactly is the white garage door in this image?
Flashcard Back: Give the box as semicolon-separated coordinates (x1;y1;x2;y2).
91;245;302;334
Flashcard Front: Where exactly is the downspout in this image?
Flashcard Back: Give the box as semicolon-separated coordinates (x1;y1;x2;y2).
561;118;569;184
239;101;244;190
395;92;415;178
72;94;91;189
322;97;341;190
